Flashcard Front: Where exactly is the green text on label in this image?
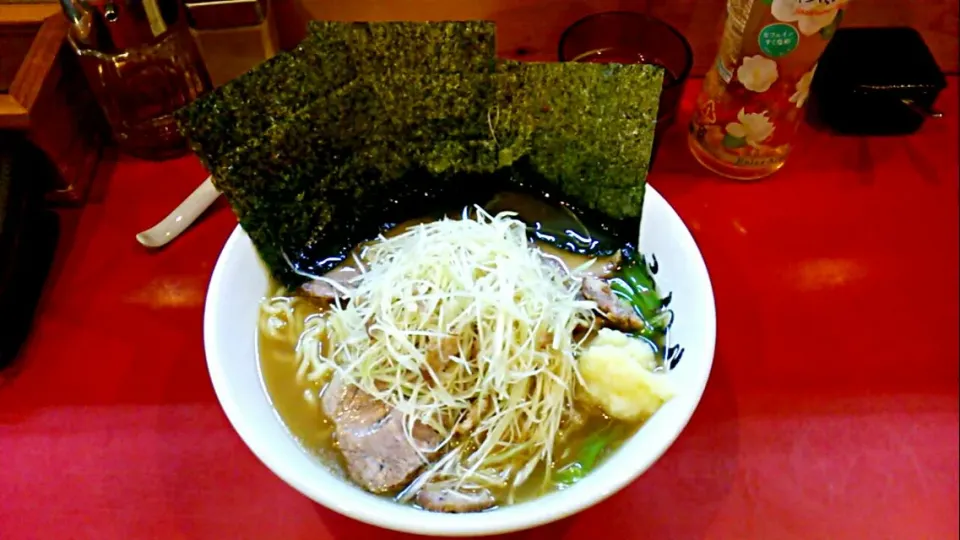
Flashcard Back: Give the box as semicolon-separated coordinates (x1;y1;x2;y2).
758;23;799;58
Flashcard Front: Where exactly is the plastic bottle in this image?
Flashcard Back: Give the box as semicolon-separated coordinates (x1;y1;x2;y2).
688;0;850;180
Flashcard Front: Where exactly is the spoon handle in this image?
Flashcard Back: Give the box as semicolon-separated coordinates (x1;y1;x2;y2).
136;176;220;248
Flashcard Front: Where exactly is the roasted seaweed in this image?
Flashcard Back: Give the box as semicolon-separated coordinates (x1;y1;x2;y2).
177;49;355;173
495;61;663;219
176;21;664;288
304;21;497;76
214;74;500;285
177;21;497;173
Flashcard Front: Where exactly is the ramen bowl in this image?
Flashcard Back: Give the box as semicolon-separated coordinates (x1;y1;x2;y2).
203;183;716;536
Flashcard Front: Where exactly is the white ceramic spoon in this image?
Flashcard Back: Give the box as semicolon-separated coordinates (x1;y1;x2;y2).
136;176;220;248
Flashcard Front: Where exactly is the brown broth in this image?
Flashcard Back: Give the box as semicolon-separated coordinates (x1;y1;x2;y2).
538;242;620;277
258;298;347;478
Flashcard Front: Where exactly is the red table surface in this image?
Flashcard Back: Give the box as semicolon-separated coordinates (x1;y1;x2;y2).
1;79;958;540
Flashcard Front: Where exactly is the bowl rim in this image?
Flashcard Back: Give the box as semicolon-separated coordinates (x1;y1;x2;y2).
203;184;716;536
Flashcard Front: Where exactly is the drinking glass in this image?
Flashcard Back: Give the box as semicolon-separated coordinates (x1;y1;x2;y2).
559;11;693;141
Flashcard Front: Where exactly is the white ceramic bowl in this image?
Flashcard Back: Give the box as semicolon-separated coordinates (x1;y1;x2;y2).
203;184;716;536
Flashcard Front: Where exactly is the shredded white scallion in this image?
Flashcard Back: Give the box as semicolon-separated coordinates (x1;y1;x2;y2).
268;208;598;498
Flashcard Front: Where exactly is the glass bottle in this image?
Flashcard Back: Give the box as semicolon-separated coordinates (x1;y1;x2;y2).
688;0;851;180
61;0;212;160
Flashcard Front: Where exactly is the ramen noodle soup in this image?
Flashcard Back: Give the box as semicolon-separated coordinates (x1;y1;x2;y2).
257;201;676;512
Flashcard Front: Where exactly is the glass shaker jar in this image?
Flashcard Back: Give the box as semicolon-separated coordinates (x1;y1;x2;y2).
60;0;212;160
688;0;851;180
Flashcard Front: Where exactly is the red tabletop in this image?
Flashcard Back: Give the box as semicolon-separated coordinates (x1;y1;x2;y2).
1;79;958;540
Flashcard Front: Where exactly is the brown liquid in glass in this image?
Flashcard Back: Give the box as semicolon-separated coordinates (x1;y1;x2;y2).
72;24;210;160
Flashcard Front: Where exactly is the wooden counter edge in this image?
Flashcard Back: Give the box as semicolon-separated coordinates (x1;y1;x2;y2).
5;16;68;124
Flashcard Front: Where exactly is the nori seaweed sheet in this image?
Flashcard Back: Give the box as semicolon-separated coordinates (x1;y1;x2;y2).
305;21;497;76
176;49;355;173
176;21;664;288
177;20;496;173
495;61;663;219
214;72;499;285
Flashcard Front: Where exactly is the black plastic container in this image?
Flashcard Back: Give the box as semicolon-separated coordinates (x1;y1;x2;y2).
812;27;947;135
